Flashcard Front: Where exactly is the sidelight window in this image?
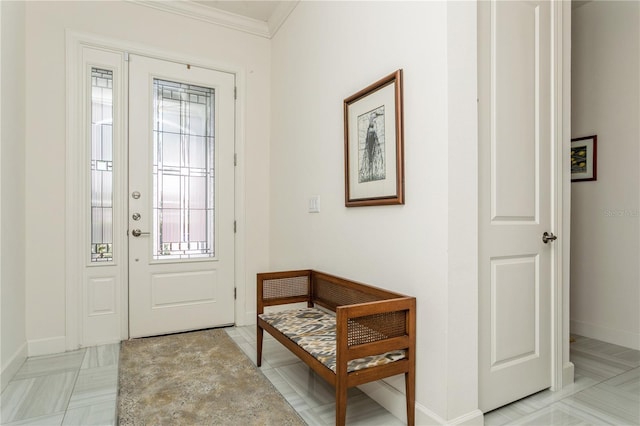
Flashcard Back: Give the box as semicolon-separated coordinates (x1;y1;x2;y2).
90;68;114;262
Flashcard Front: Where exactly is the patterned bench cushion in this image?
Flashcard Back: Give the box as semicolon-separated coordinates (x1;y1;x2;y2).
259;308;405;373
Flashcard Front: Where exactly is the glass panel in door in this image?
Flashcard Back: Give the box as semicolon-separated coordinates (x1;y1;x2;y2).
152;80;215;260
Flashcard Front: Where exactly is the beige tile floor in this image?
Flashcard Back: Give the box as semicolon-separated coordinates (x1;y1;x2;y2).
1;330;638;425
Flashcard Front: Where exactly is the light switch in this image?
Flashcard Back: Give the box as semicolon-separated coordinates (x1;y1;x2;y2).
308;195;320;213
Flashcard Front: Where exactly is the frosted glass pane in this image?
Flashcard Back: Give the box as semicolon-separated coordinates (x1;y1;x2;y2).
102;125;113;162
92;125;101;157
161;133;181;167
189;177;206;209
189;136;206;169
159;98;181;133
92;208;103;242
102;208;113;244
162;175;181;209
91;170;101;206
161;209;180;243
102;171;113;208
189;210;206;241
189;103;206;136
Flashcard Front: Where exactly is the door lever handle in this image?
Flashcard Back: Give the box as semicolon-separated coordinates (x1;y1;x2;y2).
131;229;150;237
542;232;557;244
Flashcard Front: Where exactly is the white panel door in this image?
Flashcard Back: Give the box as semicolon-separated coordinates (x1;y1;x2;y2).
478;0;556;412
128;55;235;338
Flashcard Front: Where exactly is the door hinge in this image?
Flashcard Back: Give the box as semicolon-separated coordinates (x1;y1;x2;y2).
234;287;237;300
234;220;237;233
124;52;130;62
234;86;237;100
234;153;237;166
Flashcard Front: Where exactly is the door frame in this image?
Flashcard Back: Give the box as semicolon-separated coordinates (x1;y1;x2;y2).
552;0;575;390
65;31;247;349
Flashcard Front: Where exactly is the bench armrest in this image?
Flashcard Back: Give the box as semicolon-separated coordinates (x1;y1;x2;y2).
336;297;416;362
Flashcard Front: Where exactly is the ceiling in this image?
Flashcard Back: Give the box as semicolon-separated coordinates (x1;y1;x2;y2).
572;0;593;9
171;1;592;23
200;0;592;20
133;0;296;38
193;1;286;22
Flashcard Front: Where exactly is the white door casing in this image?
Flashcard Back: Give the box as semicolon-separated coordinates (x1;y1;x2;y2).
478;0;555;412
128;54;235;338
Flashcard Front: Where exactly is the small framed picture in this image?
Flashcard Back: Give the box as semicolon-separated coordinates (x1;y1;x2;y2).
571;135;597;182
344;70;404;207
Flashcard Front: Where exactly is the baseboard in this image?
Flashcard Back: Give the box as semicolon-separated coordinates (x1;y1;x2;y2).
571;319;640;350
27;336;66;357
1;342;27;392
82;337;122;348
444;409;485;425
358;380;408;423
415;403;484;426
563;361;575;386
358;380;484;425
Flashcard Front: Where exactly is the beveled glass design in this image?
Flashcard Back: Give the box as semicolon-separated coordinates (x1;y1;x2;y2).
152;79;215;260
91;68;114;262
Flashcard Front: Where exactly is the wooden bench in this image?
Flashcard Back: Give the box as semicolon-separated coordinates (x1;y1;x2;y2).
257;269;416;426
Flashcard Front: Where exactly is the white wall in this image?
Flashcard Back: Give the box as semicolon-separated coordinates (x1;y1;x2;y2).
270;2;480;423
24;1;271;351
571;0;640;349
0;0;27;390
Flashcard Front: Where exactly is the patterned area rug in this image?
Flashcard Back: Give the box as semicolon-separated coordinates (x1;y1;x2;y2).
118;328;305;425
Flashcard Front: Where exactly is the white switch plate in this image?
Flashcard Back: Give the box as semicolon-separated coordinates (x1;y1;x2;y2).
308;195;320;213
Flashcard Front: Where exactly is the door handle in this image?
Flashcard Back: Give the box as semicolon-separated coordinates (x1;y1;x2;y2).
131;229;150;237
542;232;557;244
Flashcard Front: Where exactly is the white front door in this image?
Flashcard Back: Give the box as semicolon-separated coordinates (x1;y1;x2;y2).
478;0;556;412
128;54;235;338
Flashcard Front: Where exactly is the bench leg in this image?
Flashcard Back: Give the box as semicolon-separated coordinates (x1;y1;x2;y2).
335;381;347;426
405;370;415;426
257;325;264;367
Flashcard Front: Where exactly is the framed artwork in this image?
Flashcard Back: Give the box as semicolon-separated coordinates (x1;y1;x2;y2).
344;69;404;207
571;135;597;182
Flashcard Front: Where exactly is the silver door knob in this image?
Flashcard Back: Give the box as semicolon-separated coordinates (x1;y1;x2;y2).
131;229;150;237
542;232;557;244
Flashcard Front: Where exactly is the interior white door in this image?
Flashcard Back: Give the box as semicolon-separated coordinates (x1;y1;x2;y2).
128;54;235;338
478;0;556;412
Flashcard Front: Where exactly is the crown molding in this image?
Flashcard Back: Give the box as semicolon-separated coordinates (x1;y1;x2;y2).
267;1;298;37
128;1;298;39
